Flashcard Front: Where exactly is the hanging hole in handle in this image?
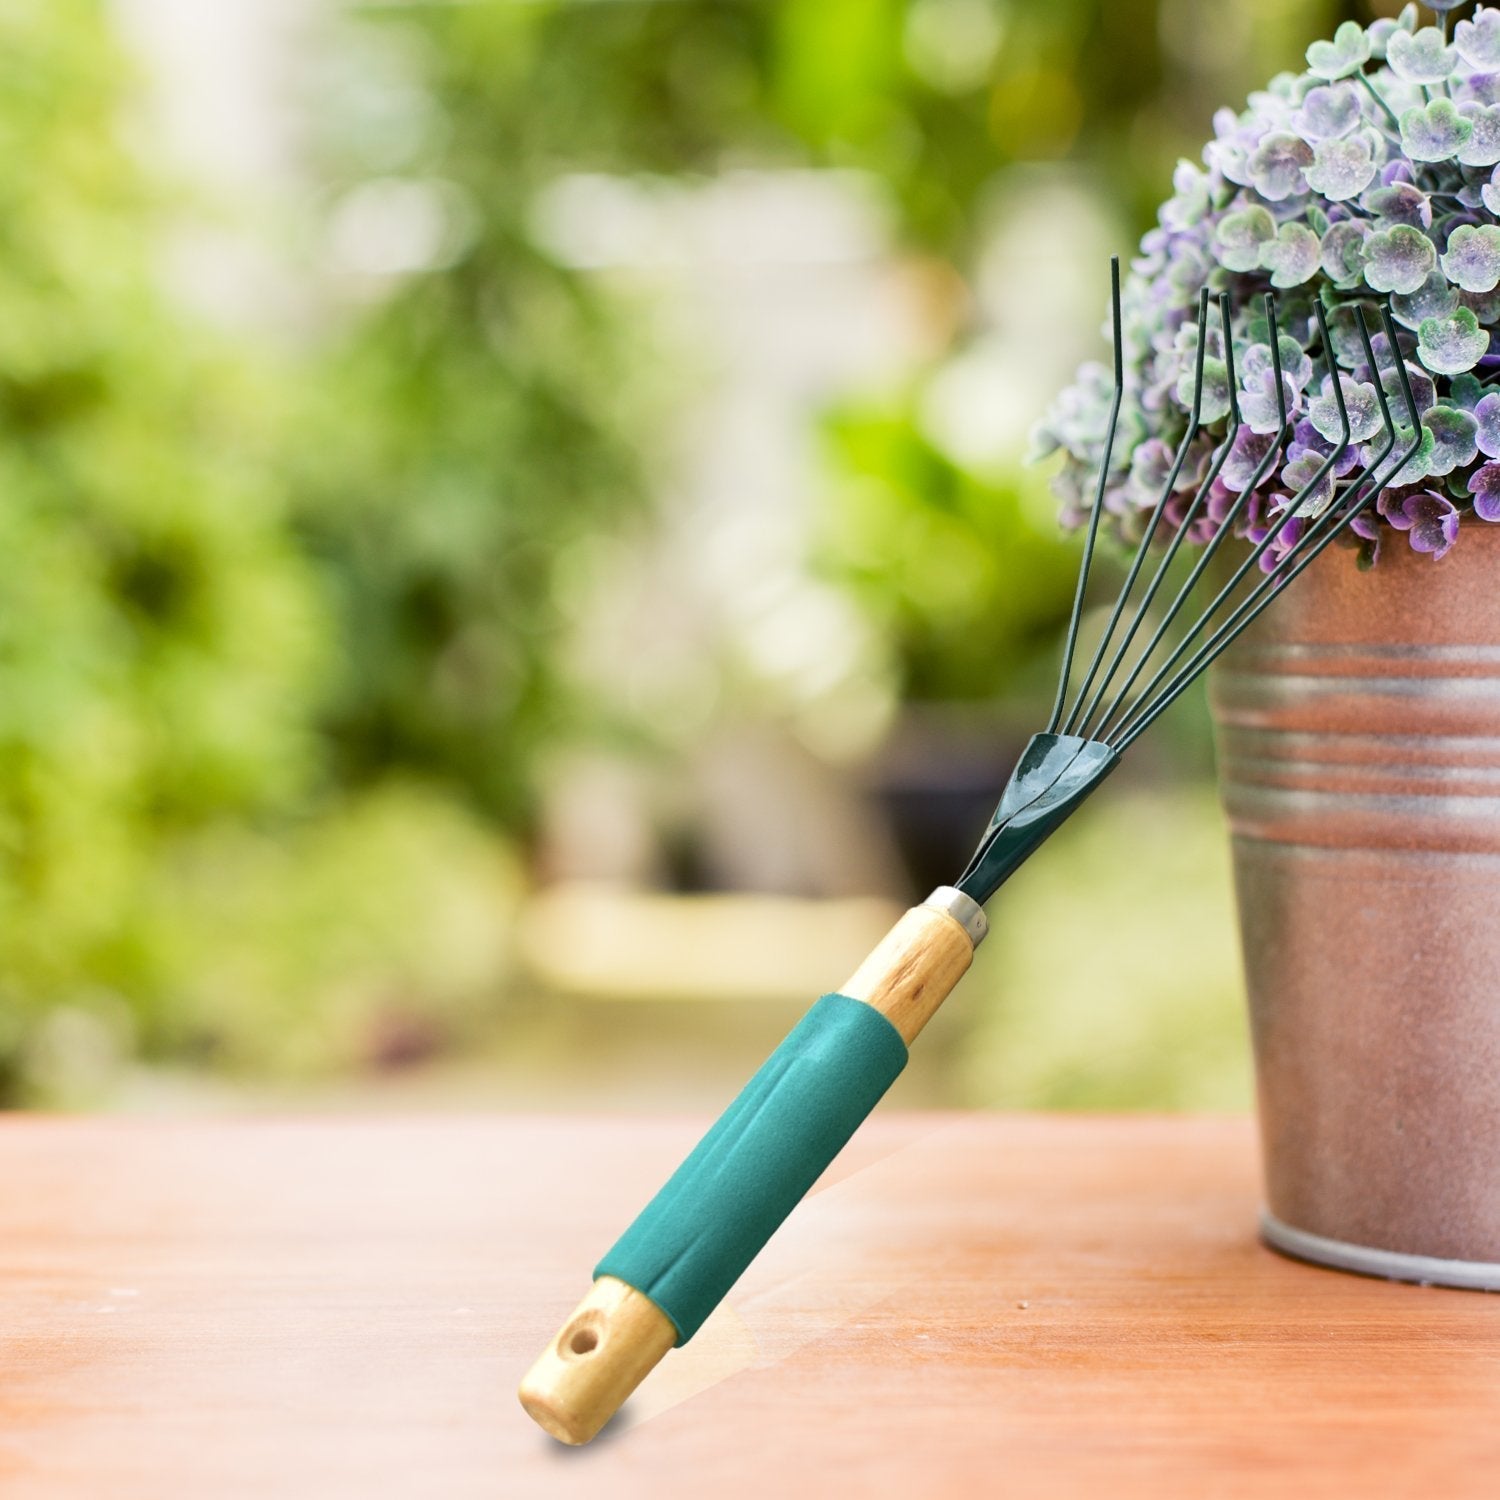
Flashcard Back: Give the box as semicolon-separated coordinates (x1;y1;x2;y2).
560;1321;600;1358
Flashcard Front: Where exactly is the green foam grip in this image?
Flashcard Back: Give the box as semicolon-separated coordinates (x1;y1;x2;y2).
594;992;908;1344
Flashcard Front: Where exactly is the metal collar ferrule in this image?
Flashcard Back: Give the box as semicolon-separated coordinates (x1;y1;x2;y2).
922;886;988;949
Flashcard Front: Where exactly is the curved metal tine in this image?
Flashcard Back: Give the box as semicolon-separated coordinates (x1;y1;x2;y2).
1093;296;1344;744
1046;256;1124;735
1107;301;1397;750
1082;292;1293;740
1109;301;1405;750
1061;290;1243;737
1055;288;1210;735
1112;302;1420;751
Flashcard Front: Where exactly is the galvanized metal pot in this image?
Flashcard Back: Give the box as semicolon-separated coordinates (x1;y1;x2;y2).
1210;522;1500;1290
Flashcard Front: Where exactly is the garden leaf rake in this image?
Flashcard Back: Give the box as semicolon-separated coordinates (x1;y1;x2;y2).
519;258;1422;1444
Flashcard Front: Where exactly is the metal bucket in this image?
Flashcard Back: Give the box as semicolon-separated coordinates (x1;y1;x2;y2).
1210;522;1500;1289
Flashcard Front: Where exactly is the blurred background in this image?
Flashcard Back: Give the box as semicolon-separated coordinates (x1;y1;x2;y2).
0;0;1372;1112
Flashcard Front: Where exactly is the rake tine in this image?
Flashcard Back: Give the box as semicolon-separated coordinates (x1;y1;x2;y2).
1077;291;1294;740
1046;256;1124;735
1057;286;1211;733
1093;295;1349;743
1109;301;1421;750
1058;290;1242;735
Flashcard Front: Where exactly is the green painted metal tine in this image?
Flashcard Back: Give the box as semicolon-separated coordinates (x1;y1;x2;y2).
1111;301;1420;750
1093;295;1348;744
1057;291;1241;736
1046;257;1123;735
1077;292;1292;741
1056;287;1210;736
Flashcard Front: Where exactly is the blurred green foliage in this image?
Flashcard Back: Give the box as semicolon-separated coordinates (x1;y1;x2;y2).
304;0;1352;729
295;8;668;825
819;405;1079;702
961;788;1250;1109
0;0;1360;1101
0;1;527;1097
0;2;327;1091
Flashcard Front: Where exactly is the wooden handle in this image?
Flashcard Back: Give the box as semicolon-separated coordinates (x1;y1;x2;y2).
841;900;976;1044
518;1276;678;1445
518;893;981;1444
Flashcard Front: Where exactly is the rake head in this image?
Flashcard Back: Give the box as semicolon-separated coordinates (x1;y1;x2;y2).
955;257;1424;906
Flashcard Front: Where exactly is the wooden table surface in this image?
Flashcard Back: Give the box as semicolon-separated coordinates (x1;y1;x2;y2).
0;1113;1496;1499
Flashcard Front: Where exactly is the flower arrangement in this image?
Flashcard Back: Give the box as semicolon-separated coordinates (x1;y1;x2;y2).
1032;2;1500;564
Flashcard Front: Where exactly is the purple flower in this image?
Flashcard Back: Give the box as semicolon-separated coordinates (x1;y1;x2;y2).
1471;460;1500;519
1457;9;1500;71
1401;98;1473;162
1364;225;1437;294
1214;206;1275;272
1253;510;1306;574
1203;478;1238;526
1459;102;1500;166
1385;490;1461;558
1242;336;1313;392
1391;270;1459;330
1308;375;1383;443
1126;438;1176;506
1440;223;1500;293
1320;220;1368;286
1258;222;1322;286
1239;369;1297;434
1222;429;1281;492
1247;133;1314;201
1462;72;1500;108
1281;451;1335;514
1423;405;1480;475
1305;134;1379;200
1485;164;1500;217
1361;181;1432;230
1373;349;1436;415
1292;84;1363;142
1388;27;1457;86
1416;308;1491;374
1307;21;1371;81
1474;391;1500;456
1034;8;1500;569
1386;423;1437;487
1348;506;1383;565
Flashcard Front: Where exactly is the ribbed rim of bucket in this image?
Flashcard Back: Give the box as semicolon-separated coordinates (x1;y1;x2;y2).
1261;1209;1500;1292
